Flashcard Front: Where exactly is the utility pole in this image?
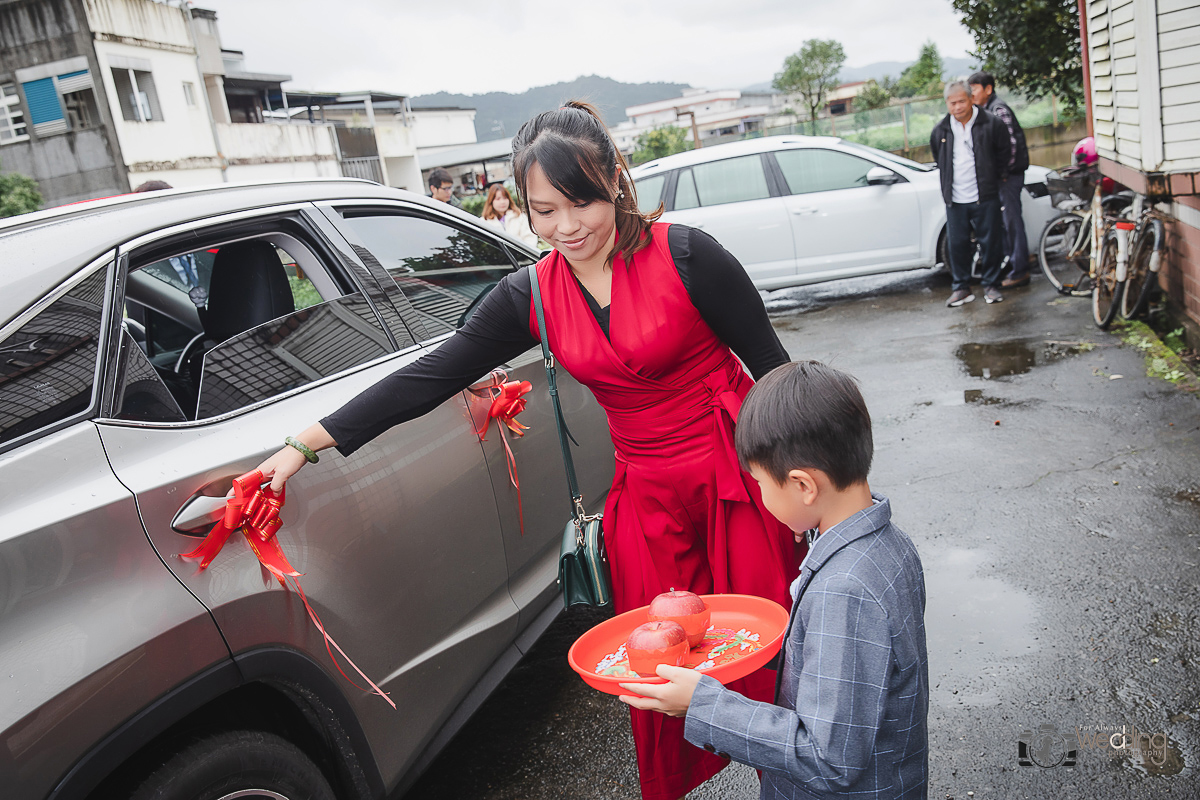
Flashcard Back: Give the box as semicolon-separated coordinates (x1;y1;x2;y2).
677;110;702;149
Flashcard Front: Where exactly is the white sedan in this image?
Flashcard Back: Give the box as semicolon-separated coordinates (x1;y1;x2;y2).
629;135;1057;289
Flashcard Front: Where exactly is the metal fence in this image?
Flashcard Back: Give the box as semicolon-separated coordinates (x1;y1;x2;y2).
706;93;1079;158
340;156;384;183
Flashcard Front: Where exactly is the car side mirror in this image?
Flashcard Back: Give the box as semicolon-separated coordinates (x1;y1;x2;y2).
866;166;902;186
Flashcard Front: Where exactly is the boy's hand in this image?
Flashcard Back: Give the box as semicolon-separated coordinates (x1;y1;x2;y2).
618;664;703;718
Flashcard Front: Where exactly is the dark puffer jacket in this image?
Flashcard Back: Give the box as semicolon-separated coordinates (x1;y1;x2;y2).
930;108;1011;205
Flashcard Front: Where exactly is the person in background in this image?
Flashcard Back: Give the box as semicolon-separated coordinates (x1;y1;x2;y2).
130;180;200;288
428;168;455;204
481;183;539;249
930;81;1010;307
969;71;1031;288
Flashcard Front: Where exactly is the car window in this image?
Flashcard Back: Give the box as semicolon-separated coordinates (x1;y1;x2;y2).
112;328;185;423
634;174;666;215
690;155;771;206
0;266;108;447
842;140;934;172
338;212;515;340
674;169;700;211
775;149;877;194
125;235;393;421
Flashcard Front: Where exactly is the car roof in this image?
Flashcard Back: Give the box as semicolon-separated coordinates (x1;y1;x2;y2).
628;134;845;176
0;178;466;328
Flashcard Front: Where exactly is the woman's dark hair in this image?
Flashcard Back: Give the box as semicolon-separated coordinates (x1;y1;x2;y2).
511;100;661;265
482;183;521;221
735;361;873;489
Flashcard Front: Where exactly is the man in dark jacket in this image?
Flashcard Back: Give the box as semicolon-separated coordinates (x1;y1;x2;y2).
970;71;1032;287
930;80;1011;307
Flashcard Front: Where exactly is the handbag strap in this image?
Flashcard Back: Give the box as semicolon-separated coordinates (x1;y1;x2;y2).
528;264;586;521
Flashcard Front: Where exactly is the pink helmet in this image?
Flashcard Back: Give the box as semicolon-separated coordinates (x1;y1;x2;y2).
1073;136;1098;166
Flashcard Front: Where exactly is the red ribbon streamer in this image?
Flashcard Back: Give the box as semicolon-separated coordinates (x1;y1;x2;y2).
473;370;532;535
180;470;395;708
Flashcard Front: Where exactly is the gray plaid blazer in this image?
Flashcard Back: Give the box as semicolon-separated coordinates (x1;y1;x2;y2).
684;495;928;799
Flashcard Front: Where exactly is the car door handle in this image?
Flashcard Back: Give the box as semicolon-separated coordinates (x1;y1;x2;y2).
468;365;514;392
172;494;229;535
791;207;819;215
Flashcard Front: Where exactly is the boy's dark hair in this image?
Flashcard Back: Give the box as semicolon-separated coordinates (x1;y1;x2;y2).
428;167;453;190
967;71;995;90
736;361;873;489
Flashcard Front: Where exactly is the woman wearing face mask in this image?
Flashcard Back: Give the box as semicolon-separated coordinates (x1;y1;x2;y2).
255;101;798;800
481;182;539;249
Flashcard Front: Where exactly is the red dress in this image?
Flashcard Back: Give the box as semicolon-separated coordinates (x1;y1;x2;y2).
530;223;800;800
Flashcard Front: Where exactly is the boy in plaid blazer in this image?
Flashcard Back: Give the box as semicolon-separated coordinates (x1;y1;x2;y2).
621;361;929;799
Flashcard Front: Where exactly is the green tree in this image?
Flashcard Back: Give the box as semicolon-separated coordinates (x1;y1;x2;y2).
0;162;41;218
773;39;847;134
952;0;1083;109
631;126;690;166
857;79;893;110
895;41;946;98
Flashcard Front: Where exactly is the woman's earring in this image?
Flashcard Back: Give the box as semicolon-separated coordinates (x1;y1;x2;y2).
617;187;625;200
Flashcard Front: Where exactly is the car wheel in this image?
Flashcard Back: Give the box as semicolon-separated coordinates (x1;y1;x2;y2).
128;730;336;800
937;229;950;270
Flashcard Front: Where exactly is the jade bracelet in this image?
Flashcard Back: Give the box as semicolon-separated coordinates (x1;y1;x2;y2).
284;436;319;464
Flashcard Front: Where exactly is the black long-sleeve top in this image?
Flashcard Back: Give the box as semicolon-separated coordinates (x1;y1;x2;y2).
322;225;788;456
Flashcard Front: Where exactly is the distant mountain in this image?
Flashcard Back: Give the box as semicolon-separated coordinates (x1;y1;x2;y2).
412;75;691;142
742;56;979;92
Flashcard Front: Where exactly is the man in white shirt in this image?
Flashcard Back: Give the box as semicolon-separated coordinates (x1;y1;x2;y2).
930;81;1010;307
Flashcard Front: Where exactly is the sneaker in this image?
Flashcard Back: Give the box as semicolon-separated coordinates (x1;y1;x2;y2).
947;289;975;307
985;286;1004;304
1001;273;1031;288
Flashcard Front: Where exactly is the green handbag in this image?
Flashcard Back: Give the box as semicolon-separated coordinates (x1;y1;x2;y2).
529;265;613;610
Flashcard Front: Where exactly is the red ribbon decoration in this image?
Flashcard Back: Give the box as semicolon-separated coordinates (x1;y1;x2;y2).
472;370;533;535
180;471;395;709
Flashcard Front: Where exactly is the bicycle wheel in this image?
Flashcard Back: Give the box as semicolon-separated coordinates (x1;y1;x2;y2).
1120;217;1165;320
1092;231;1124;329
1040;212;1090;294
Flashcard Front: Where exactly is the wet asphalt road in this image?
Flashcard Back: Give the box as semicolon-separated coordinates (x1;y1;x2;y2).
408;268;1200;799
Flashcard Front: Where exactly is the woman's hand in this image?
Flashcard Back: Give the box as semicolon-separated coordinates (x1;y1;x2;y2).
253;423;337;493
256;445;311;493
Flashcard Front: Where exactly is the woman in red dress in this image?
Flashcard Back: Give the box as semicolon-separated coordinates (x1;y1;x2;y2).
258;101;800;800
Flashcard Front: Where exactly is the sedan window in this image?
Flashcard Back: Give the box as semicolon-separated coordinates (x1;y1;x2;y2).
775;149;878;195
338;212;515;340
673;169;700;211
0;267;107;446
633;173;666;215
689;155;771;207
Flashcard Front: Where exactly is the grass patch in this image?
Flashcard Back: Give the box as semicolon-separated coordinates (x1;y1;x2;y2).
1114;320;1200;391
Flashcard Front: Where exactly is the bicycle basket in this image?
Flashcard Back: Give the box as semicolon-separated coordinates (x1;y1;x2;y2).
1047;165;1098;209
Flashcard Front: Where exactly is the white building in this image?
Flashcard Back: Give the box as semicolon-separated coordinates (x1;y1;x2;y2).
0;0;348;205
612;89;771;154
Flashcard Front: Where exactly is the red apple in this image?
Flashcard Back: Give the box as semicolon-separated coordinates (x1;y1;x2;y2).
647;589;711;649
626;620;689;677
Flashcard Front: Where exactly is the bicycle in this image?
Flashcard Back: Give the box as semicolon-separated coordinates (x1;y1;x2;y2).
1038;166;1132;296
1091;195;1168;329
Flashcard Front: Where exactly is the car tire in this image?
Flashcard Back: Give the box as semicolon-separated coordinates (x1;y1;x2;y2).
937;229;950;271
128;730;336;800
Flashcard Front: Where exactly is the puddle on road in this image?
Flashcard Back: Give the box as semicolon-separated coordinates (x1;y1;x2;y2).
955;339;1094;379
1108;677;1192;776
924;548;1038;708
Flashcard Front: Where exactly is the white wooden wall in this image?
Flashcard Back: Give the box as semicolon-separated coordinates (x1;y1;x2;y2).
1088;0;1200;173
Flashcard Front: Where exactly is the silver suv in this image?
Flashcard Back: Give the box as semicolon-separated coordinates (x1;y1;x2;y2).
0;180;612;800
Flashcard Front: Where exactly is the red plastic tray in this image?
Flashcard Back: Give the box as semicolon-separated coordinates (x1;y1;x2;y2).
568;594;789;696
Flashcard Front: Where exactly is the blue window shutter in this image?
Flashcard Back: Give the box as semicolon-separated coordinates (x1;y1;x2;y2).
22;78;64;125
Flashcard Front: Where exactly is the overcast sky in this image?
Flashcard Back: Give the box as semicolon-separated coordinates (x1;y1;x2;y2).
197;0;975;97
